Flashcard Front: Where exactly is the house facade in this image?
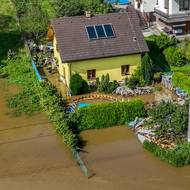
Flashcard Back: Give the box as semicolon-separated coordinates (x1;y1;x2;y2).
50;13;148;88
133;0;156;13
154;0;190;34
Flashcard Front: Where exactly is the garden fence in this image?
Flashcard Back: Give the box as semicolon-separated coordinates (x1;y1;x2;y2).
71;148;90;178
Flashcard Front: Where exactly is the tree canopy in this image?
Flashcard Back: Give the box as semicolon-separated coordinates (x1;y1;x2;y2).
54;0;113;17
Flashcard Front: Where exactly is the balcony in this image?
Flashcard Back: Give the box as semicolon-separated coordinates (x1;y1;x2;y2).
154;8;190;23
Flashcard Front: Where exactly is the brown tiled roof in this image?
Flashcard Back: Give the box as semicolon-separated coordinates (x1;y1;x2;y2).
126;5;148;29
51;12;149;63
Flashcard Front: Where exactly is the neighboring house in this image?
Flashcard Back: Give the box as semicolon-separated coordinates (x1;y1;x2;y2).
132;0;157;24
154;0;190;35
49;12;148;87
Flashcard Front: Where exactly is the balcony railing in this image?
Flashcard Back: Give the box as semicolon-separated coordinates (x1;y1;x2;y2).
154;8;190;22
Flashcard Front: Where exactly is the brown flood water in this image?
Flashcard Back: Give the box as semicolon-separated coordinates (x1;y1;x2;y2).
0;79;189;190
80;126;190;190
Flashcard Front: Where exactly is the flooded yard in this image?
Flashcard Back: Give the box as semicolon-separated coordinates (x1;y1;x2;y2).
0;79;189;190
80;126;190;190
72;84;174;107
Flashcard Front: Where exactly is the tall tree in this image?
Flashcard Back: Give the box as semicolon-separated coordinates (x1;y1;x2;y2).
141;53;153;84
20;5;49;42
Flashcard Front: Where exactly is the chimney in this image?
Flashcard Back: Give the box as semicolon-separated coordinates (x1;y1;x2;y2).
85;11;92;18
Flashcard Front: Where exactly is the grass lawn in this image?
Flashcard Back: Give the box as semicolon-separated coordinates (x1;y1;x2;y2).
0;0;22;66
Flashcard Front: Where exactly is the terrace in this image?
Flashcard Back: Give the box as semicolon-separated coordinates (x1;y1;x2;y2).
154;7;190;23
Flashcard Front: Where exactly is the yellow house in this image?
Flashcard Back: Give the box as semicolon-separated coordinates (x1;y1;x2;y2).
49;12;149;89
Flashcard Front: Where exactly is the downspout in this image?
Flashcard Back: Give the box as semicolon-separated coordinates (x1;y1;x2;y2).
68;62;71;86
66;63;72;99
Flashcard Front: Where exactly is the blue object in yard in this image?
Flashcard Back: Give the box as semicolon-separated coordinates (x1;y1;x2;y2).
31;60;43;81
67;102;91;113
67;106;75;113
175;88;187;98
77;102;91;110
106;0;130;5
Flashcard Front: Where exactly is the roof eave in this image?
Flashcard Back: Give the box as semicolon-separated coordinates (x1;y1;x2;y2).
61;50;149;63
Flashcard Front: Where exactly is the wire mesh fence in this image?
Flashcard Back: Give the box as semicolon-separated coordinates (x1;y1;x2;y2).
71;148;91;178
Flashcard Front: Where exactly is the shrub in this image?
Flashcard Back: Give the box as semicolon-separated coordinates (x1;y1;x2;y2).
128;67;145;89
98;73;119;93
144;141;190;167
147;101;188;135
76;100;146;131
70;73;89;95
128;75;140;89
164;47;186;67
153;72;162;83
107;80;119;93
156;33;177;51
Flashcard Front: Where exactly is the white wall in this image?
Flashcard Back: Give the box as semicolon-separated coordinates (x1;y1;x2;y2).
142;0;157;12
155;0;168;14
156;0;190;15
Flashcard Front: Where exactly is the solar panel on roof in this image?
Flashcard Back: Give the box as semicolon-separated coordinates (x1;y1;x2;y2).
95;25;106;38
85;24;115;40
86;26;97;39
104;24;115;38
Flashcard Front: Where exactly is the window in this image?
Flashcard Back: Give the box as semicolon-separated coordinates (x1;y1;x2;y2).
87;69;96;80
86;24;115;40
121;65;130;76
164;0;169;9
179;0;190;11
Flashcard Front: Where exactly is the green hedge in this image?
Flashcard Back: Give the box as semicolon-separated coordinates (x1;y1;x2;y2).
144;141;190;167
1;51;77;148
77;100;146;131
